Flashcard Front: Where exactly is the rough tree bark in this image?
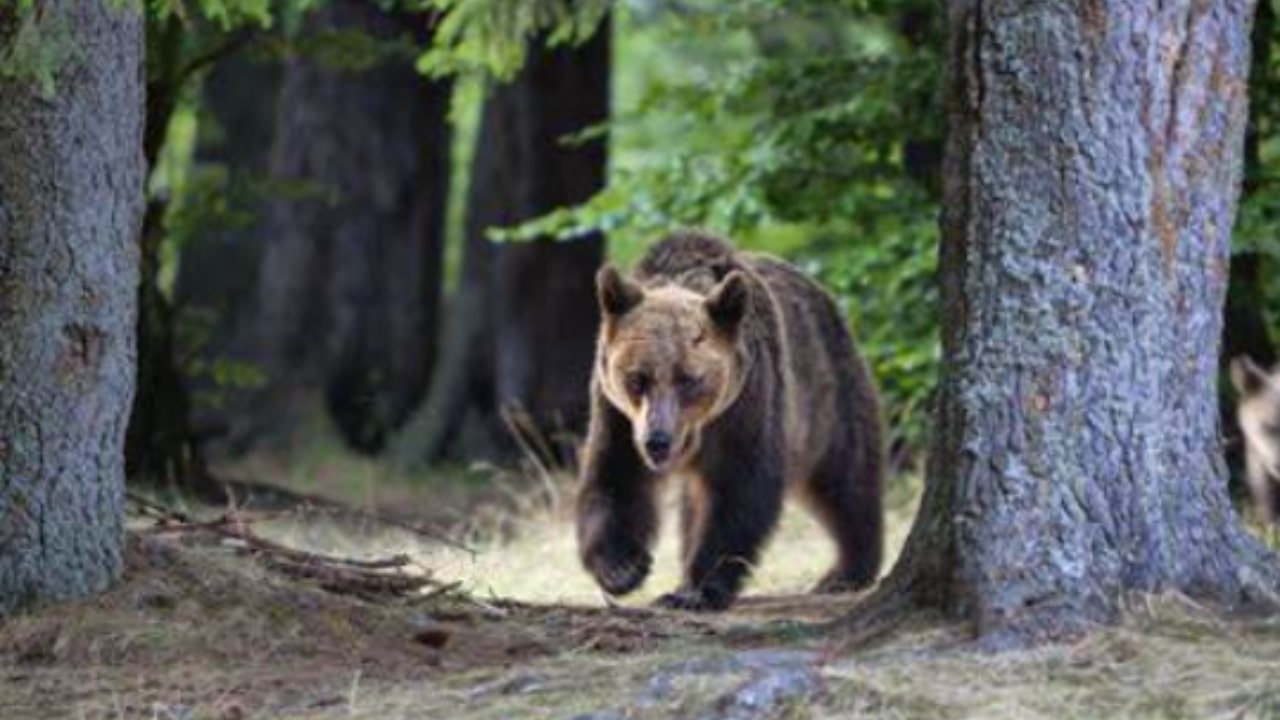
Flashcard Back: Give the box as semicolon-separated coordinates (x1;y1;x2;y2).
868;0;1280;644
247;1;452;454
392;21;610;466
0;0;143;613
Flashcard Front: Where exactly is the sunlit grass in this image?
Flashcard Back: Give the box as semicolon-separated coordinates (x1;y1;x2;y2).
218;427;922;608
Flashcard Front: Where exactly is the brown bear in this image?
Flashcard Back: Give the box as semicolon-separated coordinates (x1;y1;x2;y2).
575;230;884;611
1232;356;1280;524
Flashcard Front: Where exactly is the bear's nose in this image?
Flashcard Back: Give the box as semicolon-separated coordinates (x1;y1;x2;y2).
645;432;673;462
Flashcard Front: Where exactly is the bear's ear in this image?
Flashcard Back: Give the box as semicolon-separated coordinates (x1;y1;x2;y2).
597;264;643;317
705;270;748;334
1232;356;1271;397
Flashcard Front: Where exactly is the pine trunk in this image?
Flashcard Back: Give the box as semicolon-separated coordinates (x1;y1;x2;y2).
392;20;610;466
248;1;451;453
0;0;144;614
880;0;1280;644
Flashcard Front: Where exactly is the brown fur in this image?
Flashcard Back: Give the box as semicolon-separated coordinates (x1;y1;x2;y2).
576;230;885;610
1232;357;1280;524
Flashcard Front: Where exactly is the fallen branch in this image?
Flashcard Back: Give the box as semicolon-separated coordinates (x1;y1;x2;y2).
201;477;479;556
127;493;445;602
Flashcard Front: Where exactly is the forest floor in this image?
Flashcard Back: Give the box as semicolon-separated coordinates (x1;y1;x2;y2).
4;441;1280;719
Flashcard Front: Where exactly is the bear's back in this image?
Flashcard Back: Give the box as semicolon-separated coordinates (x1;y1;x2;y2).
634;229;740;294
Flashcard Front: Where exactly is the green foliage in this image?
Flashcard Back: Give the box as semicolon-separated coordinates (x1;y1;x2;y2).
147;0;274;30
0;7;72;96
417;0;610;78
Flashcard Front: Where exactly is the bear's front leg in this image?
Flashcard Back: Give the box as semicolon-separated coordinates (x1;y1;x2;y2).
577;394;659;597
657;439;784;611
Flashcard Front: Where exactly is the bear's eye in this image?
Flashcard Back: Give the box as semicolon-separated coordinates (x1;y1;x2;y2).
675;373;702;396
625;372;651;398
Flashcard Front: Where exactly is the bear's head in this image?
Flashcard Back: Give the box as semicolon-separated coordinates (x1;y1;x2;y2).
594;265;749;472
1233;357;1280;475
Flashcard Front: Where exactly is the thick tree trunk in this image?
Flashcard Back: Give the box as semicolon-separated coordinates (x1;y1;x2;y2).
247;1;451;454
392;20;610;466
0;0;143;613
876;0;1280;644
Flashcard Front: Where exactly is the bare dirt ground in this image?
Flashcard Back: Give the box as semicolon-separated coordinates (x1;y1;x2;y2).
5;445;1280;719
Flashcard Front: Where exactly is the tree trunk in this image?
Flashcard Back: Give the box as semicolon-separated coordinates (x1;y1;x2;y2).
391;20;610;467
174;51;281;443
126;15;217;497
129;202;206;493
0;0;143;613
875;0;1280;645
246;1;451;454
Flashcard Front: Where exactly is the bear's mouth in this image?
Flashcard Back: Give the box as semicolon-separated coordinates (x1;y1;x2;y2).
642;433;697;472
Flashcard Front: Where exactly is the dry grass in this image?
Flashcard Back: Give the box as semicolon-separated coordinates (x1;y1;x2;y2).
416;473;920;607
6;438;1280;719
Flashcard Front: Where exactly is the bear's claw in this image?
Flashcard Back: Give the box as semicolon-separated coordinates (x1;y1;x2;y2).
584;542;652;597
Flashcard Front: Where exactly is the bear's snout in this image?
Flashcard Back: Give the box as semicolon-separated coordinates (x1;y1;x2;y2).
644;431;674;464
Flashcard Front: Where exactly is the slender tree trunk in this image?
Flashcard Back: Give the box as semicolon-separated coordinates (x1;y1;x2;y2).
129;202;205;492
0;0;143;613
174;52;281;442
246;1;451;454
872;0;1280;645
126;15;215;496
392;19;610;467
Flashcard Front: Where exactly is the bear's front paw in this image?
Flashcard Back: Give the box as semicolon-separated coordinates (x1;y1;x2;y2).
654;587;731;612
583;540;652;597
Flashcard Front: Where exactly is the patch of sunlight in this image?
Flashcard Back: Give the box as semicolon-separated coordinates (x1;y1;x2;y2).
420;479;920;606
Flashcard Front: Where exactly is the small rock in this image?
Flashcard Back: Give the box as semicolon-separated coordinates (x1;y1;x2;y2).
704;667;825;720
731;649;819;670
150;703;195;720
467;672;547;701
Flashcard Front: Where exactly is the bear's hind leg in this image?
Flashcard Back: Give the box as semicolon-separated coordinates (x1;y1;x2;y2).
804;426;883;594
